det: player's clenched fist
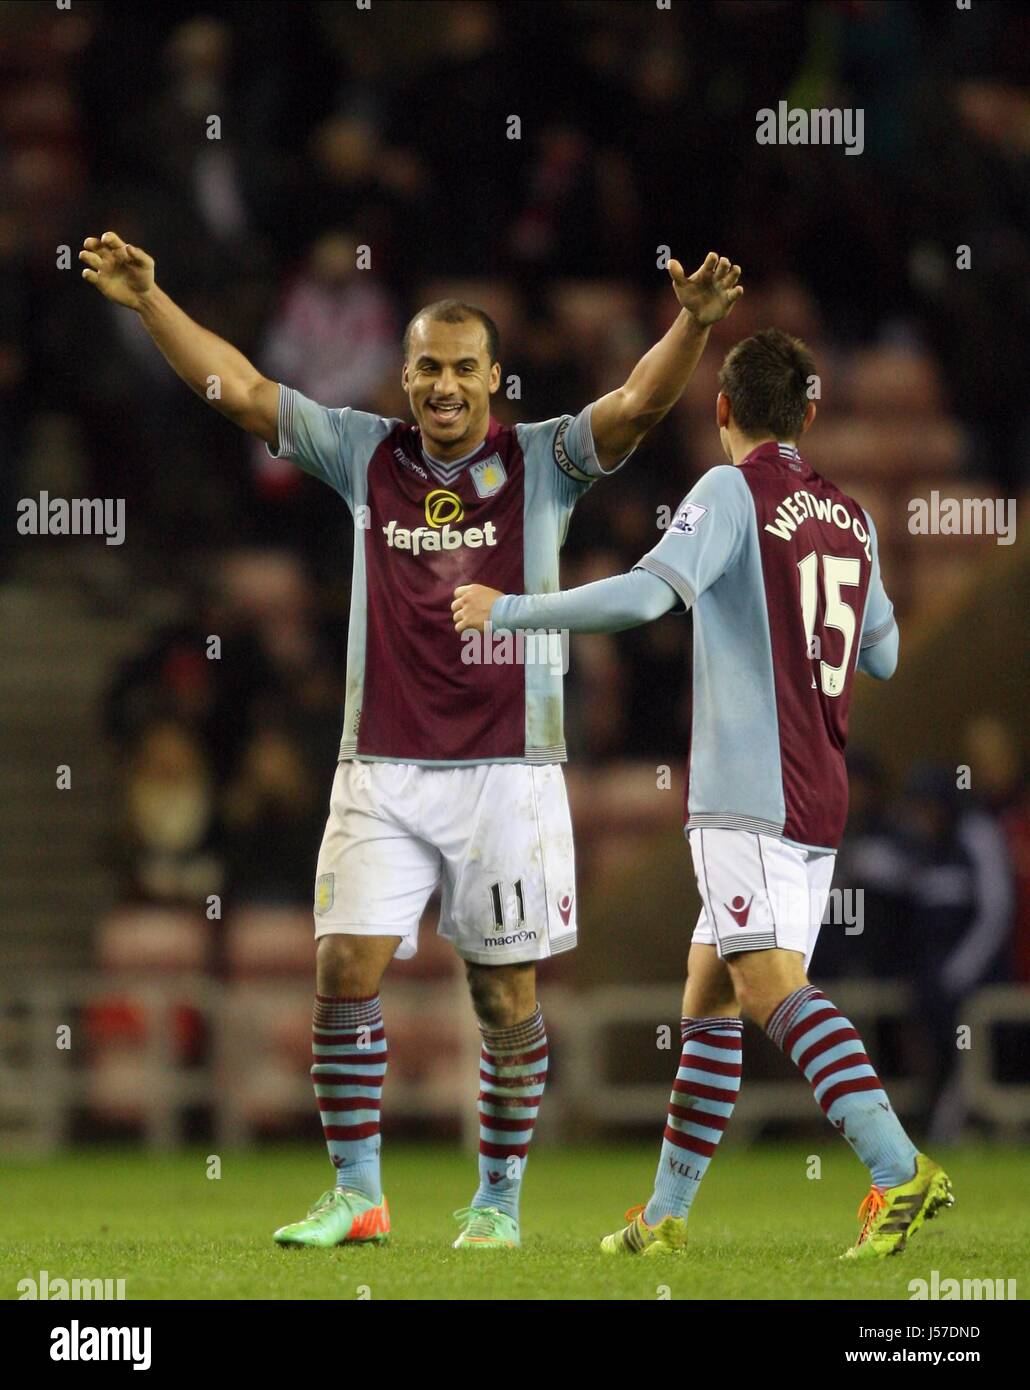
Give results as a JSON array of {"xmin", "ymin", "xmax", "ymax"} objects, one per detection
[
  {"xmin": 79, "ymin": 231, "xmax": 155, "ymax": 311},
  {"xmin": 452, "ymin": 584, "xmax": 503, "ymax": 633},
  {"xmin": 668, "ymin": 251, "xmax": 743, "ymax": 327}
]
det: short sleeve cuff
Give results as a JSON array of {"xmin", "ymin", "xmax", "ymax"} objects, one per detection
[
  {"xmin": 264, "ymin": 383, "xmax": 292, "ymax": 460},
  {"xmin": 634, "ymin": 556, "xmax": 694, "ymax": 612},
  {"xmin": 861, "ymin": 610, "xmax": 896, "ymax": 649},
  {"xmin": 559, "ymin": 402, "xmax": 637, "ymax": 482}
]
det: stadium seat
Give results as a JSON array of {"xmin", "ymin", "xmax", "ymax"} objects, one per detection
[
  {"xmin": 845, "ymin": 348, "xmax": 945, "ymax": 418},
  {"xmin": 416, "ymin": 279, "xmax": 524, "ymax": 349},
  {"xmin": 225, "ymin": 906, "xmax": 314, "ymax": 978},
  {"xmin": 549, "ymin": 281, "xmax": 642, "ymax": 354},
  {"xmin": 807, "ymin": 419, "xmax": 964, "ymax": 480},
  {"xmin": 95, "ymin": 905, "xmax": 209, "ymax": 972}
]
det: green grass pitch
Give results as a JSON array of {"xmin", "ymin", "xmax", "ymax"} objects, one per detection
[{"xmin": 1, "ymin": 1145, "xmax": 1026, "ymax": 1300}]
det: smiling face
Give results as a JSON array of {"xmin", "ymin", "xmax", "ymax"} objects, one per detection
[{"xmin": 402, "ymin": 316, "xmax": 500, "ymax": 460}]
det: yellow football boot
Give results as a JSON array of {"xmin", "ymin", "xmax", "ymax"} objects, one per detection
[
  {"xmin": 600, "ymin": 1204, "xmax": 688, "ymax": 1256},
  {"xmin": 843, "ymin": 1153, "xmax": 954, "ymax": 1259}
]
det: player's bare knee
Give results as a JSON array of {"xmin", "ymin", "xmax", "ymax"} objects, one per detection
[
  {"xmin": 316, "ymin": 934, "xmax": 388, "ymax": 997},
  {"xmin": 729, "ymin": 951, "xmax": 809, "ymax": 1027},
  {"xmin": 684, "ymin": 981, "xmax": 739, "ymax": 1018},
  {"xmin": 732, "ymin": 981, "xmax": 773, "ymax": 1026},
  {"xmin": 316, "ymin": 935, "xmax": 359, "ymax": 994},
  {"xmin": 683, "ymin": 944, "xmax": 738, "ymax": 1018},
  {"xmin": 465, "ymin": 961, "xmax": 535, "ymax": 1029}
]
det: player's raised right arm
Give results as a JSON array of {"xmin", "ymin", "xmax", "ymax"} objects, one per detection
[{"xmin": 79, "ymin": 231, "xmax": 279, "ymax": 445}]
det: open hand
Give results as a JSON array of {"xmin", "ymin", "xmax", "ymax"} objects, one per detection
[
  {"xmin": 79, "ymin": 231, "xmax": 155, "ymax": 311},
  {"xmin": 668, "ymin": 252, "xmax": 743, "ymax": 326}
]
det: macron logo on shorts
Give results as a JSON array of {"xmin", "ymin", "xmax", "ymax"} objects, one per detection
[
  {"xmin": 725, "ymin": 894, "xmax": 753, "ymax": 927},
  {"xmin": 557, "ymin": 893, "xmax": 573, "ymax": 926}
]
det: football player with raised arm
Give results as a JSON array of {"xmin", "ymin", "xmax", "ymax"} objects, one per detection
[
  {"xmin": 81, "ymin": 230, "xmax": 742, "ymax": 1250},
  {"xmin": 453, "ymin": 328, "xmax": 953, "ymax": 1259}
]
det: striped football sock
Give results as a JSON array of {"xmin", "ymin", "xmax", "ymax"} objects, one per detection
[
  {"xmin": 766, "ymin": 985, "xmax": 918, "ymax": 1189},
  {"xmin": 472, "ymin": 1006, "xmax": 549, "ymax": 1221},
  {"xmin": 310, "ymin": 993, "xmax": 387, "ymax": 1202},
  {"xmin": 644, "ymin": 1016, "xmax": 743, "ymax": 1224}
]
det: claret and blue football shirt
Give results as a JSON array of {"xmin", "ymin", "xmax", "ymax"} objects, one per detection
[
  {"xmin": 492, "ymin": 441, "xmax": 898, "ymax": 852},
  {"xmin": 267, "ymin": 385, "xmax": 629, "ymax": 766}
]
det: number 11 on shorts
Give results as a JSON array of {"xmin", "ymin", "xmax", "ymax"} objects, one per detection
[{"xmin": 490, "ymin": 879, "xmax": 526, "ymax": 930}]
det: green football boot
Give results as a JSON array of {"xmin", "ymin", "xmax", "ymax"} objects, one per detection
[
  {"xmin": 273, "ymin": 1188, "xmax": 390, "ymax": 1248},
  {"xmin": 452, "ymin": 1206, "xmax": 520, "ymax": 1249}
]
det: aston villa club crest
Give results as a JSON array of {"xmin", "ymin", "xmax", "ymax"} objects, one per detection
[
  {"xmin": 315, "ymin": 873, "xmax": 335, "ymax": 916},
  {"xmin": 469, "ymin": 455, "xmax": 507, "ymax": 498}
]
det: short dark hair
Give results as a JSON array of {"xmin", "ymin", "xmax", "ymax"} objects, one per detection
[
  {"xmin": 402, "ymin": 300, "xmax": 500, "ymax": 365},
  {"xmin": 717, "ymin": 328, "xmax": 816, "ymax": 441}
]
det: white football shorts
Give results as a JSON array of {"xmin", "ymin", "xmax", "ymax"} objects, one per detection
[
  {"xmin": 688, "ymin": 827, "xmax": 836, "ymax": 970},
  {"xmin": 312, "ymin": 760, "xmax": 578, "ymax": 965}
]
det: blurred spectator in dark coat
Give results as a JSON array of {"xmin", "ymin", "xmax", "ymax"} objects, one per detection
[
  {"xmin": 818, "ymin": 750, "xmax": 911, "ymax": 980},
  {"xmin": 223, "ymin": 725, "xmax": 323, "ymax": 906},
  {"xmin": 964, "ymin": 715, "xmax": 1030, "ymax": 987},
  {"xmin": 104, "ymin": 602, "xmax": 276, "ymax": 783},
  {"xmin": 898, "ymin": 763, "xmax": 1014, "ymax": 1143},
  {"xmin": 295, "ymin": 115, "xmax": 436, "ymax": 286},
  {"xmin": 253, "ymin": 229, "xmax": 398, "ymax": 495},
  {"xmin": 115, "ymin": 720, "xmax": 223, "ymax": 906}
]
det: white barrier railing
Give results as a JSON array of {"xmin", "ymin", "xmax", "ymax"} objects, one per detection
[{"xmin": 0, "ymin": 976, "xmax": 1026, "ymax": 1153}]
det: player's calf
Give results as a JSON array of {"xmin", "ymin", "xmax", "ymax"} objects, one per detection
[
  {"xmin": 460, "ymin": 1004, "xmax": 548, "ymax": 1236},
  {"xmin": 725, "ymin": 953, "xmax": 946, "ymax": 1257},
  {"xmin": 600, "ymin": 1012, "xmax": 742, "ymax": 1252},
  {"xmin": 760, "ymin": 982, "xmax": 920, "ymax": 1193}
]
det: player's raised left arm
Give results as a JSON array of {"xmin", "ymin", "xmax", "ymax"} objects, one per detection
[{"xmin": 588, "ymin": 252, "xmax": 743, "ymax": 472}]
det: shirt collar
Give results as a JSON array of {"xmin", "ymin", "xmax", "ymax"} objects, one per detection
[
  {"xmin": 419, "ymin": 417, "xmax": 502, "ymax": 472},
  {"xmin": 740, "ymin": 439, "xmax": 807, "ymax": 471}
]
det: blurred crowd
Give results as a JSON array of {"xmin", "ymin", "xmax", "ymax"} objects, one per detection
[
  {"xmin": 3, "ymin": 0, "xmax": 1028, "ymax": 562},
  {"xmin": 102, "ymin": 552, "xmax": 343, "ymax": 911},
  {"xmin": 828, "ymin": 724, "xmax": 1029, "ymax": 1139},
  {"xmin": 2, "ymin": 0, "xmax": 1028, "ymax": 1107}
]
